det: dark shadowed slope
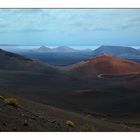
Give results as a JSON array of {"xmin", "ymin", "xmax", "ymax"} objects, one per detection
[
  {"xmin": 0, "ymin": 49, "xmax": 58, "ymax": 74},
  {"xmin": 0, "ymin": 91, "xmax": 139, "ymax": 132},
  {"xmin": 65, "ymin": 54, "xmax": 140, "ymax": 78}
]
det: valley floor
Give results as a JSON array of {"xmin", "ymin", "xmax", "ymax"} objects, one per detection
[{"xmin": 0, "ymin": 70, "xmax": 140, "ymax": 131}]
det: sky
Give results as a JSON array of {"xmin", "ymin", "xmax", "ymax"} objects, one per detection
[{"xmin": 0, "ymin": 9, "xmax": 140, "ymax": 49}]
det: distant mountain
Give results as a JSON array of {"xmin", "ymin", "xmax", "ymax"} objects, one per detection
[
  {"xmin": 65, "ymin": 54, "xmax": 140, "ymax": 78},
  {"xmin": 83, "ymin": 48, "xmax": 93, "ymax": 52},
  {"xmin": 92, "ymin": 45, "xmax": 140, "ymax": 59},
  {"xmin": 52, "ymin": 46, "xmax": 76, "ymax": 52},
  {"xmin": 37, "ymin": 46, "xmax": 52, "ymax": 52},
  {"xmin": 0, "ymin": 49, "xmax": 58, "ymax": 73},
  {"xmin": 36, "ymin": 46, "xmax": 76, "ymax": 53}
]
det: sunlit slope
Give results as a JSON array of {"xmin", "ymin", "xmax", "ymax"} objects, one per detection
[{"xmin": 65, "ymin": 54, "xmax": 140, "ymax": 78}]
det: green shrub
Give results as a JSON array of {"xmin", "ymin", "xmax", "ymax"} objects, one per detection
[
  {"xmin": 80, "ymin": 124, "xmax": 96, "ymax": 132},
  {"xmin": 4, "ymin": 98, "xmax": 18, "ymax": 107}
]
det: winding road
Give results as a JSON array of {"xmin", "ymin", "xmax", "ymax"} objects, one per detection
[{"xmin": 97, "ymin": 72, "xmax": 140, "ymax": 79}]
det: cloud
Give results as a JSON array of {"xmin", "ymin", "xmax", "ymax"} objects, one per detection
[
  {"xmin": 22, "ymin": 28, "xmax": 47, "ymax": 32},
  {"xmin": 0, "ymin": 9, "xmax": 140, "ymax": 33},
  {"xmin": 91, "ymin": 27, "xmax": 112, "ymax": 31}
]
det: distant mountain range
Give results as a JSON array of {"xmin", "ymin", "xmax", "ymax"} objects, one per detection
[
  {"xmin": 36, "ymin": 45, "xmax": 140, "ymax": 61},
  {"xmin": 33, "ymin": 45, "xmax": 140, "ymax": 59},
  {"xmin": 36, "ymin": 46, "xmax": 92, "ymax": 53},
  {"xmin": 1, "ymin": 45, "xmax": 140, "ymax": 66},
  {"xmin": 9, "ymin": 45, "xmax": 140, "ymax": 66},
  {"xmin": 36, "ymin": 46, "xmax": 76, "ymax": 53}
]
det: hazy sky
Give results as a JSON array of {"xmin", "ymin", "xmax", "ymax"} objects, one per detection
[{"xmin": 0, "ymin": 9, "xmax": 140, "ymax": 49}]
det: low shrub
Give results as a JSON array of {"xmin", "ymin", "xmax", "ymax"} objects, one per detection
[
  {"xmin": 86, "ymin": 114, "xmax": 92, "ymax": 118},
  {"xmin": 80, "ymin": 124, "xmax": 96, "ymax": 132},
  {"xmin": 0, "ymin": 95, "xmax": 4, "ymax": 100},
  {"xmin": 66, "ymin": 120, "xmax": 75, "ymax": 127},
  {"xmin": 4, "ymin": 98, "xmax": 18, "ymax": 107}
]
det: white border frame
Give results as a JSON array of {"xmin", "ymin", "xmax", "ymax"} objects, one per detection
[
  {"xmin": 0, "ymin": 0, "xmax": 139, "ymax": 8},
  {"xmin": 0, "ymin": 0, "xmax": 140, "ymax": 139}
]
